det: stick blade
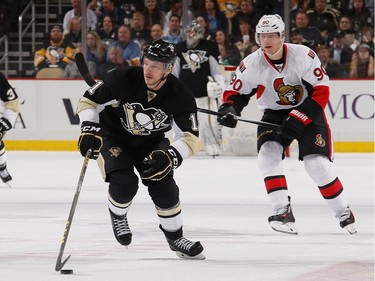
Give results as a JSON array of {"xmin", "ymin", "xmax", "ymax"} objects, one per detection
[
  {"xmin": 55, "ymin": 254, "xmax": 71, "ymax": 271},
  {"xmin": 75, "ymin": 53, "xmax": 96, "ymax": 86}
]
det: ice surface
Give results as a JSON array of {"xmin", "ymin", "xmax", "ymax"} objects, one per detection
[{"xmin": 0, "ymin": 152, "xmax": 373, "ymax": 281}]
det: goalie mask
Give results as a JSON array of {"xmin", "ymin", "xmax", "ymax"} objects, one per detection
[
  {"xmin": 184, "ymin": 21, "xmax": 204, "ymax": 49},
  {"xmin": 255, "ymin": 14, "xmax": 285, "ymax": 46},
  {"xmin": 141, "ymin": 39, "xmax": 177, "ymax": 69}
]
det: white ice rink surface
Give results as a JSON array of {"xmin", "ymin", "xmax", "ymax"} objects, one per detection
[{"xmin": 0, "ymin": 151, "xmax": 373, "ymax": 281}]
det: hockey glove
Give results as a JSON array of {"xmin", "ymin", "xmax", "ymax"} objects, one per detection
[
  {"xmin": 217, "ymin": 103, "xmax": 238, "ymax": 128},
  {"xmin": 278, "ymin": 109, "xmax": 312, "ymax": 140},
  {"xmin": 141, "ymin": 147, "xmax": 182, "ymax": 181},
  {"xmin": 78, "ymin": 121, "xmax": 103, "ymax": 159},
  {"xmin": 0, "ymin": 117, "xmax": 12, "ymax": 140},
  {"xmin": 207, "ymin": 77, "xmax": 223, "ymax": 98}
]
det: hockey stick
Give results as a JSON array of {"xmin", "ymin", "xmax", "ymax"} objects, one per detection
[
  {"xmin": 197, "ymin": 107, "xmax": 279, "ymax": 129},
  {"xmin": 55, "ymin": 149, "xmax": 92, "ymax": 272},
  {"xmin": 75, "ymin": 52, "xmax": 96, "ymax": 87}
]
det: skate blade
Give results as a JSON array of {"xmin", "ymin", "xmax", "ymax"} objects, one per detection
[
  {"xmin": 344, "ymin": 224, "xmax": 357, "ymax": 235},
  {"xmin": 269, "ymin": 221, "xmax": 298, "ymax": 235},
  {"xmin": 175, "ymin": 251, "xmax": 206, "ymax": 260}
]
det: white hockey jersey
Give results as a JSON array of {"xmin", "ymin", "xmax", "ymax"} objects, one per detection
[{"xmin": 223, "ymin": 43, "xmax": 330, "ymax": 113}]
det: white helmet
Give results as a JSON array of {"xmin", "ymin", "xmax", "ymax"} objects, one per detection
[{"xmin": 255, "ymin": 14, "xmax": 285, "ymax": 46}]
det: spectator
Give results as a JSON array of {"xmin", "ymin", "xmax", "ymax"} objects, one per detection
[
  {"xmin": 106, "ymin": 25, "xmax": 141, "ymax": 66},
  {"xmin": 215, "ymin": 29, "xmax": 242, "ymax": 65},
  {"xmin": 146, "ymin": 23, "xmax": 163, "ymax": 46},
  {"xmin": 289, "ymin": 0, "xmax": 300, "ymax": 28},
  {"xmin": 360, "ymin": 26, "xmax": 374, "ymax": 55},
  {"xmin": 63, "ymin": 0, "xmax": 97, "ymax": 35},
  {"xmin": 64, "ymin": 46, "xmax": 97, "ymax": 78},
  {"xmin": 317, "ymin": 44, "xmax": 345, "ymax": 78},
  {"xmin": 143, "ymin": 0, "xmax": 165, "ymax": 31},
  {"xmin": 63, "ymin": 16, "xmax": 82, "ymax": 47},
  {"xmin": 332, "ymin": 15, "xmax": 361, "ymax": 51},
  {"xmin": 327, "ymin": 0, "xmax": 350, "ymax": 15},
  {"xmin": 350, "ymin": 43, "xmax": 374, "ymax": 78},
  {"xmin": 195, "ymin": 15, "xmax": 212, "ymax": 41},
  {"xmin": 34, "ymin": 25, "xmax": 75, "ymax": 74},
  {"xmin": 231, "ymin": 16, "xmax": 256, "ymax": 58},
  {"xmin": 349, "ymin": 0, "xmax": 374, "ymax": 33},
  {"xmin": 330, "ymin": 30, "xmax": 354, "ymax": 75},
  {"xmin": 217, "ymin": 0, "xmax": 240, "ymax": 21},
  {"xmin": 130, "ymin": 11, "xmax": 151, "ymax": 48},
  {"xmin": 306, "ymin": 0, "xmax": 341, "ymax": 42},
  {"xmin": 163, "ymin": 0, "xmax": 194, "ymax": 33},
  {"xmin": 96, "ymin": 0, "xmax": 125, "ymax": 29},
  {"xmin": 290, "ymin": 27, "xmax": 313, "ymax": 49},
  {"xmin": 87, "ymin": 30, "xmax": 107, "ymax": 77},
  {"xmin": 117, "ymin": 0, "xmax": 144, "ymax": 26},
  {"xmin": 162, "ymin": 14, "xmax": 185, "ymax": 45},
  {"xmin": 295, "ymin": 10, "xmax": 324, "ymax": 49},
  {"xmin": 231, "ymin": 0, "xmax": 260, "ymax": 37},
  {"xmin": 104, "ymin": 45, "xmax": 126, "ymax": 72},
  {"xmin": 97, "ymin": 15, "xmax": 118, "ymax": 48},
  {"xmin": 197, "ymin": 0, "xmax": 228, "ymax": 38}
]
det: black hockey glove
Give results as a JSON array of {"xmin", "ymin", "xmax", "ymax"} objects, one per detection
[
  {"xmin": 278, "ymin": 109, "xmax": 312, "ymax": 140},
  {"xmin": 0, "ymin": 117, "xmax": 12, "ymax": 140},
  {"xmin": 141, "ymin": 147, "xmax": 182, "ymax": 181},
  {"xmin": 78, "ymin": 121, "xmax": 103, "ymax": 159},
  {"xmin": 217, "ymin": 103, "xmax": 238, "ymax": 128}
]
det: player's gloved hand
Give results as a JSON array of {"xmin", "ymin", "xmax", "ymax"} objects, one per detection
[
  {"xmin": 78, "ymin": 121, "xmax": 103, "ymax": 159},
  {"xmin": 0, "ymin": 117, "xmax": 12, "ymax": 140},
  {"xmin": 141, "ymin": 147, "xmax": 182, "ymax": 181},
  {"xmin": 217, "ymin": 103, "xmax": 238, "ymax": 128},
  {"xmin": 278, "ymin": 109, "xmax": 312, "ymax": 140},
  {"xmin": 207, "ymin": 76, "xmax": 222, "ymax": 98}
]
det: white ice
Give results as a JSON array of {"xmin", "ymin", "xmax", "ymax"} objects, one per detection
[{"xmin": 0, "ymin": 151, "xmax": 373, "ymax": 281}]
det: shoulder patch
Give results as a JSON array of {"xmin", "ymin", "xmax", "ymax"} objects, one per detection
[
  {"xmin": 308, "ymin": 49, "xmax": 315, "ymax": 59},
  {"xmin": 239, "ymin": 61, "xmax": 246, "ymax": 72}
]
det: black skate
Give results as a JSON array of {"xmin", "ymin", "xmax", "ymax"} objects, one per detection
[
  {"xmin": 109, "ymin": 209, "xmax": 132, "ymax": 246},
  {"xmin": 167, "ymin": 237, "xmax": 205, "ymax": 260},
  {"xmin": 0, "ymin": 165, "xmax": 12, "ymax": 186},
  {"xmin": 268, "ymin": 197, "xmax": 298, "ymax": 235},
  {"xmin": 338, "ymin": 207, "xmax": 357, "ymax": 234}
]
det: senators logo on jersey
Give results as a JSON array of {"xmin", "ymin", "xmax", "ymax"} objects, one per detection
[
  {"xmin": 120, "ymin": 103, "xmax": 169, "ymax": 136},
  {"xmin": 273, "ymin": 78, "xmax": 303, "ymax": 106}
]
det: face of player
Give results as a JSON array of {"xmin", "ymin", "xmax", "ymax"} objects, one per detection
[
  {"xmin": 259, "ymin": 32, "xmax": 283, "ymax": 57},
  {"xmin": 142, "ymin": 57, "xmax": 171, "ymax": 90}
]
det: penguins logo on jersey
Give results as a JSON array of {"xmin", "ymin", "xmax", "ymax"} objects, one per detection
[
  {"xmin": 182, "ymin": 50, "xmax": 208, "ymax": 73},
  {"xmin": 120, "ymin": 102, "xmax": 169, "ymax": 136},
  {"xmin": 273, "ymin": 78, "xmax": 303, "ymax": 105}
]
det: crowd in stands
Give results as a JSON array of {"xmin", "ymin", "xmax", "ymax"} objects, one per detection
[{"xmin": 32, "ymin": 0, "xmax": 374, "ymax": 79}]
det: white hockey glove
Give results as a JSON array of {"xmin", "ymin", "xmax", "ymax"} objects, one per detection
[{"xmin": 207, "ymin": 76, "xmax": 223, "ymax": 98}]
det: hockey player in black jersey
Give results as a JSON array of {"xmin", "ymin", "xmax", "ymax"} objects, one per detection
[
  {"xmin": 0, "ymin": 72, "xmax": 20, "ymax": 185},
  {"xmin": 77, "ymin": 39, "xmax": 205, "ymax": 259},
  {"xmin": 172, "ymin": 21, "xmax": 226, "ymax": 156}
]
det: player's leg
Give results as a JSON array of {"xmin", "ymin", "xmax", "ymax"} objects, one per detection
[
  {"xmin": 0, "ymin": 141, "xmax": 12, "ymax": 183},
  {"xmin": 99, "ymin": 139, "xmax": 139, "ymax": 246},
  {"xmin": 257, "ymin": 111, "xmax": 297, "ymax": 234},
  {"xmin": 145, "ymin": 175, "xmax": 205, "ymax": 259},
  {"xmin": 300, "ymin": 115, "xmax": 356, "ymax": 234}
]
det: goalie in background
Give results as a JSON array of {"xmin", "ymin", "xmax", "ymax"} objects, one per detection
[
  {"xmin": 76, "ymin": 39, "xmax": 205, "ymax": 259},
  {"xmin": 0, "ymin": 72, "xmax": 20, "ymax": 184},
  {"xmin": 217, "ymin": 15, "xmax": 356, "ymax": 235},
  {"xmin": 172, "ymin": 20, "xmax": 226, "ymax": 157}
]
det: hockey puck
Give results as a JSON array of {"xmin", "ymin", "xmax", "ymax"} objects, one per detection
[{"xmin": 60, "ymin": 269, "xmax": 73, "ymax": 275}]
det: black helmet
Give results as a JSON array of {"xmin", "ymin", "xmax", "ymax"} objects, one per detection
[{"xmin": 141, "ymin": 39, "xmax": 177, "ymax": 64}]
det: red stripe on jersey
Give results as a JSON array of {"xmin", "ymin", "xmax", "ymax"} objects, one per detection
[
  {"xmin": 308, "ymin": 49, "xmax": 316, "ymax": 59},
  {"xmin": 319, "ymin": 177, "xmax": 343, "ymax": 199},
  {"xmin": 223, "ymin": 90, "xmax": 239, "ymax": 103},
  {"xmin": 312, "ymin": 85, "xmax": 330, "ymax": 109},
  {"xmin": 256, "ymin": 85, "xmax": 265, "ymax": 99},
  {"xmin": 265, "ymin": 175, "xmax": 288, "ymax": 194}
]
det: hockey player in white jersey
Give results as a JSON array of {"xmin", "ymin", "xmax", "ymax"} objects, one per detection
[
  {"xmin": 172, "ymin": 21, "xmax": 226, "ymax": 156},
  {"xmin": 0, "ymin": 72, "xmax": 19, "ymax": 186},
  {"xmin": 217, "ymin": 14, "xmax": 356, "ymax": 235}
]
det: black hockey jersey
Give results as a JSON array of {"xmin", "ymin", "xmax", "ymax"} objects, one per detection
[{"xmin": 78, "ymin": 67, "xmax": 199, "ymax": 157}]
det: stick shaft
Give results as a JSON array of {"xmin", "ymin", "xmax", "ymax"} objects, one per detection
[{"xmin": 55, "ymin": 149, "xmax": 92, "ymax": 271}]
